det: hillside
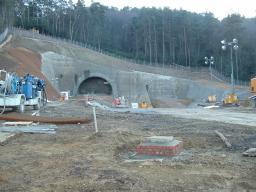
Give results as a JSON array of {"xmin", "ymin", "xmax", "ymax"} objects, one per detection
[{"xmin": 0, "ymin": 29, "xmax": 248, "ymax": 106}]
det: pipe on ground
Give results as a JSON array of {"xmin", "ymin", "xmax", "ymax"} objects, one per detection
[{"xmin": 0, "ymin": 114, "xmax": 91, "ymax": 125}]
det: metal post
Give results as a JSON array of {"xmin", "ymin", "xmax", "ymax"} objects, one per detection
[
  {"xmin": 235, "ymin": 50, "xmax": 238, "ymax": 81},
  {"xmin": 230, "ymin": 45, "xmax": 234, "ymax": 94},
  {"xmin": 93, "ymin": 107, "xmax": 98, "ymax": 133},
  {"xmin": 221, "ymin": 39, "xmax": 238, "ymax": 94},
  {"xmin": 204, "ymin": 56, "xmax": 214, "ymax": 81},
  {"xmin": 210, "ymin": 62, "xmax": 212, "ymax": 80}
]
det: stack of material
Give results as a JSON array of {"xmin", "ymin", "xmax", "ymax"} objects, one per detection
[
  {"xmin": 136, "ymin": 136, "xmax": 183, "ymax": 156},
  {"xmin": 1, "ymin": 121, "xmax": 57, "ymax": 134}
]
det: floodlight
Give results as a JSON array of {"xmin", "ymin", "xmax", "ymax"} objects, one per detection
[
  {"xmin": 233, "ymin": 44, "xmax": 239, "ymax": 50},
  {"xmin": 221, "ymin": 40, "xmax": 226, "ymax": 44},
  {"xmin": 233, "ymin": 38, "xmax": 238, "ymax": 44}
]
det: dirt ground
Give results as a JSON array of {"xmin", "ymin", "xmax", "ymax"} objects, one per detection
[
  {"xmin": 0, "ymin": 99, "xmax": 256, "ymax": 192},
  {"xmin": 7, "ymin": 47, "xmax": 60, "ymax": 100},
  {"xmin": 0, "ymin": 45, "xmax": 59, "ymax": 100}
]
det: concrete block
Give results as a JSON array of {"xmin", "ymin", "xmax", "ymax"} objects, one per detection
[
  {"xmin": 136, "ymin": 136, "xmax": 183, "ymax": 156},
  {"xmin": 144, "ymin": 136, "xmax": 174, "ymax": 144}
]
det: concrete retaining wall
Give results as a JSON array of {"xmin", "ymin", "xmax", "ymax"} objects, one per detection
[
  {"xmin": 115, "ymin": 71, "xmax": 248, "ymax": 106},
  {"xmin": 40, "ymin": 50, "xmax": 249, "ymax": 107}
]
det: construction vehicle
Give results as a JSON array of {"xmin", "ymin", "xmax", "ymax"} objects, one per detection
[
  {"xmin": 0, "ymin": 70, "xmax": 46, "ymax": 113},
  {"xmin": 222, "ymin": 77, "xmax": 256, "ymax": 107},
  {"xmin": 249, "ymin": 77, "xmax": 256, "ymax": 107},
  {"xmin": 207, "ymin": 95, "xmax": 217, "ymax": 103},
  {"xmin": 223, "ymin": 93, "xmax": 239, "ymax": 106}
]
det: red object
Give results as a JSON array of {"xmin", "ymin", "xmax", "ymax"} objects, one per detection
[
  {"xmin": 112, "ymin": 98, "xmax": 121, "ymax": 105},
  {"xmin": 136, "ymin": 142, "xmax": 183, "ymax": 156}
]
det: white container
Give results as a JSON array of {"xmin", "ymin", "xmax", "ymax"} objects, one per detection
[
  {"xmin": 60, "ymin": 91, "xmax": 69, "ymax": 100},
  {"xmin": 131, "ymin": 103, "xmax": 138, "ymax": 109}
]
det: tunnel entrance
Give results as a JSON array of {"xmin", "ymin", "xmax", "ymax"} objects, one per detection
[{"xmin": 78, "ymin": 77, "xmax": 112, "ymax": 95}]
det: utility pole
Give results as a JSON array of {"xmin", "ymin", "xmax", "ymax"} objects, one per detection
[
  {"xmin": 204, "ymin": 56, "xmax": 214, "ymax": 80},
  {"xmin": 221, "ymin": 38, "xmax": 239, "ymax": 94}
]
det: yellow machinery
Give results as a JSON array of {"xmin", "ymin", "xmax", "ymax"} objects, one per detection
[
  {"xmin": 223, "ymin": 77, "xmax": 256, "ymax": 106},
  {"xmin": 249, "ymin": 77, "xmax": 256, "ymax": 107},
  {"xmin": 250, "ymin": 77, "xmax": 256, "ymax": 93},
  {"xmin": 207, "ymin": 95, "xmax": 217, "ymax": 103},
  {"xmin": 223, "ymin": 93, "xmax": 239, "ymax": 105},
  {"xmin": 139, "ymin": 101, "xmax": 151, "ymax": 109}
]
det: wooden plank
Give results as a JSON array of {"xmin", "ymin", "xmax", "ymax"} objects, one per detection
[
  {"xmin": 2, "ymin": 121, "xmax": 33, "ymax": 126},
  {"xmin": 243, "ymin": 148, "xmax": 256, "ymax": 157},
  {"xmin": 215, "ymin": 130, "xmax": 232, "ymax": 148},
  {"xmin": 0, "ymin": 125, "xmax": 57, "ymax": 134},
  {"xmin": 124, "ymin": 159, "xmax": 163, "ymax": 163}
]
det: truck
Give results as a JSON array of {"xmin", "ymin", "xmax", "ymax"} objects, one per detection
[{"xmin": 0, "ymin": 70, "xmax": 46, "ymax": 113}]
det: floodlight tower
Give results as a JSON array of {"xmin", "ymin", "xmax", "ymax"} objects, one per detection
[
  {"xmin": 204, "ymin": 56, "xmax": 214, "ymax": 80},
  {"xmin": 221, "ymin": 38, "xmax": 239, "ymax": 93}
]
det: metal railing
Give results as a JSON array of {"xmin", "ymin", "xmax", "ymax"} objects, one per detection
[{"xmin": 211, "ymin": 68, "xmax": 248, "ymax": 87}]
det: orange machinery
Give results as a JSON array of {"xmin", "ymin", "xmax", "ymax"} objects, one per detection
[
  {"xmin": 250, "ymin": 77, "xmax": 256, "ymax": 93},
  {"xmin": 249, "ymin": 77, "xmax": 256, "ymax": 107}
]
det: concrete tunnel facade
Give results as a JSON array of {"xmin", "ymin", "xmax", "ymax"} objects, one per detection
[
  {"xmin": 74, "ymin": 72, "xmax": 118, "ymax": 97},
  {"xmin": 41, "ymin": 52, "xmax": 249, "ymax": 106},
  {"xmin": 78, "ymin": 77, "xmax": 112, "ymax": 95}
]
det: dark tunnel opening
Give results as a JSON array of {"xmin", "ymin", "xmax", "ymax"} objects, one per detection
[{"xmin": 78, "ymin": 77, "xmax": 112, "ymax": 95}]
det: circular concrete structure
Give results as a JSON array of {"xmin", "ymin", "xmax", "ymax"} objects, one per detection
[
  {"xmin": 75, "ymin": 73, "xmax": 117, "ymax": 97},
  {"xmin": 78, "ymin": 77, "xmax": 112, "ymax": 95}
]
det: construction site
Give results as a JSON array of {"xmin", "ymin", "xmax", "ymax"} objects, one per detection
[{"xmin": 0, "ymin": 28, "xmax": 256, "ymax": 192}]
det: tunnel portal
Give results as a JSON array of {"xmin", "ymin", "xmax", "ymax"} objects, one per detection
[{"xmin": 78, "ymin": 77, "xmax": 112, "ymax": 95}]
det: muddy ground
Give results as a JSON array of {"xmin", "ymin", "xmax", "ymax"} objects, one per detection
[{"xmin": 0, "ymin": 99, "xmax": 256, "ymax": 192}]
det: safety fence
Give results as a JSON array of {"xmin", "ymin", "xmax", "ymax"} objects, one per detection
[{"xmin": 211, "ymin": 68, "xmax": 248, "ymax": 87}]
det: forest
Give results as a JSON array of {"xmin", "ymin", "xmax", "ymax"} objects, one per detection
[{"xmin": 0, "ymin": 0, "xmax": 256, "ymax": 81}]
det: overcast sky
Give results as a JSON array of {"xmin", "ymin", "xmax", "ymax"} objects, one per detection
[{"xmin": 73, "ymin": 0, "xmax": 256, "ymax": 20}]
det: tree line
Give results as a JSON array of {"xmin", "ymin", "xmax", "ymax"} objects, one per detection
[{"xmin": 0, "ymin": 0, "xmax": 256, "ymax": 81}]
